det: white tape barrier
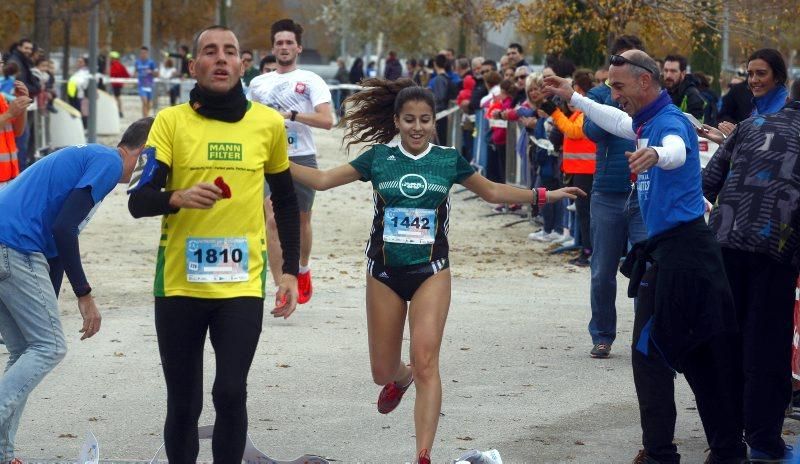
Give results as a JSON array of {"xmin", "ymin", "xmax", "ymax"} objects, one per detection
[{"xmin": 150, "ymin": 425, "xmax": 329, "ymax": 464}]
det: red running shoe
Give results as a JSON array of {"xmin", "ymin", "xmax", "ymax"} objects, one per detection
[
  {"xmin": 297, "ymin": 270, "xmax": 312, "ymax": 304},
  {"xmin": 377, "ymin": 376, "xmax": 413, "ymax": 414},
  {"xmin": 417, "ymin": 449, "xmax": 431, "ymax": 464}
]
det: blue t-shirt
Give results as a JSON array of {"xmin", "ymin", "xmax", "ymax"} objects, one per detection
[
  {"xmin": 635, "ymin": 104, "xmax": 705, "ymax": 237},
  {"xmin": 0, "ymin": 144, "xmax": 122, "ymax": 258},
  {"xmin": 135, "ymin": 59, "xmax": 156, "ymax": 88}
]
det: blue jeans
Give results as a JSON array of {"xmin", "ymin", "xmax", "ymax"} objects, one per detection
[
  {"xmin": 0, "ymin": 244, "xmax": 67, "ymax": 459},
  {"xmin": 588, "ymin": 191, "xmax": 647, "ymax": 345}
]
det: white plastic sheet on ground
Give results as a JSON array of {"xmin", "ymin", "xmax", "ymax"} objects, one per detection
[
  {"xmin": 453, "ymin": 448, "xmax": 503, "ymax": 464},
  {"xmin": 149, "ymin": 425, "xmax": 329, "ymax": 464},
  {"xmin": 78, "ymin": 430, "xmax": 99, "ymax": 464}
]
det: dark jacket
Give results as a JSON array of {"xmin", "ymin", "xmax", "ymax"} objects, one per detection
[
  {"xmin": 583, "ymin": 83, "xmax": 635, "ymax": 193},
  {"xmin": 431, "ymin": 72, "xmax": 450, "ymax": 112},
  {"xmin": 467, "ymin": 78, "xmax": 488, "ymax": 114},
  {"xmin": 718, "ymin": 81, "xmax": 753, "ymax": 124},
  {"xmin": 348, "ymin": 62, "xmax": 364, "ymax": 85},
  {"xmin": 384, "ymin": 57, "xmax": 402, "ymax": 81},
  {"xmin": 7, "ymin": 49, "xmax": 40, "ymax": 96},
  {"xmin": 699, "ymin": 88, "xmax": 719, "ymax": 127},
  {"xmin": 621, "ymin": 218, "xmax": 737, "ymax": 372},
  {"xmin": 667, "ymin": 73, "xmax": 705, "ymax": 120},
  {"xmin": 703, "ymin": 101, "xmax": 800, "ymax": 268}
]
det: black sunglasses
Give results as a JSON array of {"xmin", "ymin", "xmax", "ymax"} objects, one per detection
[{"xmin": 609, "ymin": 55, "xmax": 656, "ymax": 75}]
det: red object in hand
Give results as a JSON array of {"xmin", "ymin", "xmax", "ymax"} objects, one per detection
[{"xmin": 214, "ymin": 176, "xmax": 232, "ymax": 199}]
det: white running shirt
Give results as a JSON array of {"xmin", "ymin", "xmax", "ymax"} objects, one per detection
[{"xmin": 247, "ymin": 69, "xmax": 331, "ymax": 158}]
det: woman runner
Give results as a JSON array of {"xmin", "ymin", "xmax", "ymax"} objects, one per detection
[{"xmin": 289, "ymin": 78, "xmax": 583, "ymax": 463}]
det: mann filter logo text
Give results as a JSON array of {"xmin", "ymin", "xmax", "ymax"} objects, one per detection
[
  {"xmin": 399, "ymin": 174, "xmax": 428, "ymax": 199},
  {"xmin": 208, "ymin": 143, "xmax": 243, "ymax": 161}
]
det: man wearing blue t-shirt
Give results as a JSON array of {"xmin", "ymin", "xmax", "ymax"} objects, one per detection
[
  {"xmin": 0, "ymin": 118, "xmax": 152, "ymax": 461},
  {"xmin": 134, "ymin": 46, "xmax": 158, "ymax": 117},
  {"xmin": 545, "ymin": 50, "xmax": 744, "ymax": 463}
]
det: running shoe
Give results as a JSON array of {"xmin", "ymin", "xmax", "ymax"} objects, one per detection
[
  {"xmin": 590, "ymin": 343, "xmax": 612, "ymax": 358},
  {"xmin": 297, "ymin": 270, "xmax": 312, "ymax": 304},
  {"xmin": 527, "ymin": 230, "xmax": 547, "ymax": 241},
  {"xmin": 417, "ymin": 449, "xmax": 431, "ymax": 464},
  {"xmin": 378, "ymin": 377, "xmax": 413, "ymax": 414},
  {"xmin": 569, "ymin": 253, "xmax": 591, "ymax": 267},
  {"xmin": 632, "ymin": 450, "xmax": 661, "ymax": 464}
]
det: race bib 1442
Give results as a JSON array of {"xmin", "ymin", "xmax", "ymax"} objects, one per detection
[{"xmin": 383, "ymin": 207, "xmax": 436, "ymax": 244}]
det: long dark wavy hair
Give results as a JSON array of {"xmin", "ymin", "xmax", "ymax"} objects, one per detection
[{"xmin": 341, "ymin": 78, "xmax": 435, "ymax": 153}]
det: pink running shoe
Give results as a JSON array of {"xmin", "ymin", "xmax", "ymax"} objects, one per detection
[
  {"xmin": 377, "ymin": 377, "xmax": 413, "ymax": 414},
  {"xmin": 297, "ymin": 270, "xmax": 312, "ymax": 304},
  {"xmin": 417, "ymin": 449, "xmax": 431, "ymax": 464}
]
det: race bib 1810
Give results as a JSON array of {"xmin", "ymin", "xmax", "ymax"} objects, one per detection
[{"xmin": 185, "ymin": 237, "xmax": 249, "ymax": 282}]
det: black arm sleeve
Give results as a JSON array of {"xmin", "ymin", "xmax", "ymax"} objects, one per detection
[
  {"xmin": 266, "ymin": 169, "xmax": 300, "ymax": 276},
  {"xmin": 128, "ymin": 161, "xmax": 179, "ymax": 218},
  {"xmin": 51, "ymin": 187, "xmax": 95, "ymax": 297}
]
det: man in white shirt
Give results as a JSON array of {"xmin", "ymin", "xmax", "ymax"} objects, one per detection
[{"xmin": 248, "ymin": 19, "xmax": 333, "ymax": 304}]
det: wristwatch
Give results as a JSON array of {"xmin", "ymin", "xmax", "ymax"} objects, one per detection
[{"xmin": 290, "ymin": 110, "xmax": 298, "ymax": 121}]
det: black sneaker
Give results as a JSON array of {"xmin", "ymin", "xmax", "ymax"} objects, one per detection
[
  {"xmin": 569, "ymin": 253, "xmax": 591, "ymax": 267},
  {"xmin": 632, "ymin": 450, "xmax": 661, "ymax": 464},
  {"xmin": 590, "ymin": 343, "xmax": 611, "ymax": 358}
]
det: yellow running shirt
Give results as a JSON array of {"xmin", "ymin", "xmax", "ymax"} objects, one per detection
[{"xmin": 146, "ymin": 102, "xmax": 289, "ymax": 298}]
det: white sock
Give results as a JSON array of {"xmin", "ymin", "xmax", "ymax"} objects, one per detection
[{"xmin": 299, "ymin": 265, "xmax": 310, "ymax": 274}]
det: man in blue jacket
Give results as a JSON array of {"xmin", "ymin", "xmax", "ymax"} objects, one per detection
[
  {"xmin": 0, "ymin": 117, "xmax": 153, "ymax": 461},
  {"xmin": 545, "ymin": 50, "xmax": 743, "ymax": 463},
  {"xmin": 583, "ymin": 35, "xmax": 648, "ymax": 360}
]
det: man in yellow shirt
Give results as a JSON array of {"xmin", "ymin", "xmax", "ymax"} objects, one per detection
[{"xmin": 128, "ymin": 25, "xmax": 300, "ymax": 461}]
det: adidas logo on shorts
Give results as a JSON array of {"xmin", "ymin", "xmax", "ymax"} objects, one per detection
[{"xmin": 378, "ymin": 271, "xmax": 389, "ymax": 279}]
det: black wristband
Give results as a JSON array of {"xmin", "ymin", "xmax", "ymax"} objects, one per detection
[
  {"xmin": 75, "ymin": 285, "xmax": 92, "ymax": 298},
  {"xmin": 290, "ymin": 110, "xmax": 298, "ymax": 121}
]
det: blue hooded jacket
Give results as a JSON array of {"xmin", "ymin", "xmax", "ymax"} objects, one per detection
[{"xmin": 583, "ymin": 84, "xmax": 635, "ymax": 193}]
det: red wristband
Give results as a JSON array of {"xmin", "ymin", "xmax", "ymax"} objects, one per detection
[{"xmin": 537, "ymin": 188, "xmax": 547, "ymax": 209}]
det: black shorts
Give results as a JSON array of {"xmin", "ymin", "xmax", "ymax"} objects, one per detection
[
  {"xmin": 368, "ymin": 258, "xmax": 449, "ymax": 301},
  {"xmin": 112, "ymin": 86, "xmax": 122, "ymax": 97}
]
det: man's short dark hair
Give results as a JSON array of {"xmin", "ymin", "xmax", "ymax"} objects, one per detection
[
  {"xmin": 610, "ymin": 35, "xmax": 644, "ymax": 55},
  {"xmin": 119, "ymin": 117, "xmax": 154, "ymax": 149},
  {"xmin": 17, "ymin": 38, "xmax": 32, "ymax": 48},
  {"xmin": 140, "ymin": 46, "xmax": 149, "ymax": 51},
  {"xmin": 508, "ymin": 43, "xmax": 524, "ymax": 54},
  {"xmin": 664, "ymin": 54, "xmax": 688, "ymax": 72},
  {"xmin": 482, "ymin": 59, "xmax": 497, "ymax": 71},
  {"xmin": 259, "ymin": 54, "xmax": 277, "ymax": 71},
  {"xmin": 748, "ymin": 48, "xmax": 788, "ymax": 86},
  {"xmin": 271, "ymin": 18, "xmax": 303, "ymax": 46},
  {"xmin": 192, "ymin": 25, "xmax": 234, "ymax": 57},
  {"xmin": 241, "ymin": 50, "xmax": 253, "ymax": 58},
  {"xmin": 434, "ymin": 53, "xmax": 449, "ymax": 70}
]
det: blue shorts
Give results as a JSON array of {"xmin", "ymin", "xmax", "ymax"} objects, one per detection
[{"xmin": 138, "ymin": 86, "xmax": 153, "ymax": 100}]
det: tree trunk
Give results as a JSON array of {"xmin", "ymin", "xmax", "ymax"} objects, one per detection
[{"xmin": 34, "ymin": 0, "xmax": 52, "ymax": 57}]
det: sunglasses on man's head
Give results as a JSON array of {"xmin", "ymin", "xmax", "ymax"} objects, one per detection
[{"xmin": 609, "ymin": 54, "xmax": 656, "ymax": 75}]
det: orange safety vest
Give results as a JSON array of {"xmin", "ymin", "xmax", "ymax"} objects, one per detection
[
  {"xmin": 552, "ymin": 110, "xmax": 596, "ymax": 175},
  {"xmin": 0, "ymin": 94, "xmax": 20, "ymax": 182}
]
